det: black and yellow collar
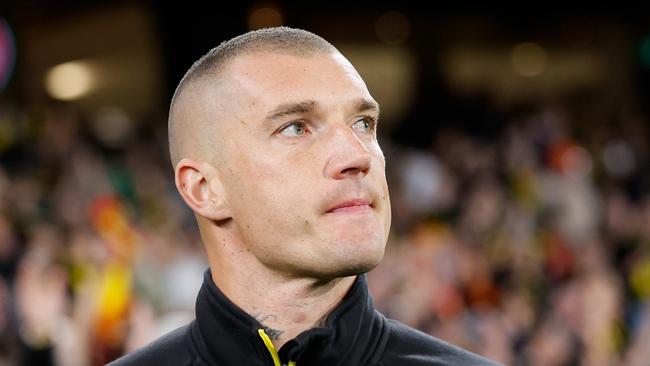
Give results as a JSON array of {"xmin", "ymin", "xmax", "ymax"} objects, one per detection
[{"xmin": 191, "ymin": 269, "xmax": 389, "ymax": 366}]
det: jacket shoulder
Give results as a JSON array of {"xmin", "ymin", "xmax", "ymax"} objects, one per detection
[
  {"xmin": 378, "ymin": 319, "xmax": 502, "ymax": 366},
  {"xmin": 106, "ymin": 323, "xmax": 194, "ymax": 366}
]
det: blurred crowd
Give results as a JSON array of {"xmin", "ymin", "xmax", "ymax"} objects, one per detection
[
  {"xmin": 0, "ymin": 95, "xmax": 650, "ymax": 366},
  {"xmin": 0, "ymin": 101, "xmax": 207, "ymax": 365},
  {"xmin": 370, "ymin": 100, "xmax": 650, "ymax": 366}
]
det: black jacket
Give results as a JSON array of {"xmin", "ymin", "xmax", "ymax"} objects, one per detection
[{"xmin": 108, "ymin": 270, "xmax": 500, "ymax": 365}]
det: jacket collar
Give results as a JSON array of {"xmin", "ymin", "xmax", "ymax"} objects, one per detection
[{"xmin": 193, "ymin": 269, "xmax": 388, "ymax": 366}]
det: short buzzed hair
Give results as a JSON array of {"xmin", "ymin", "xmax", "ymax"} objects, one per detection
[{"xmin": 168, "ymin": 27, "xmax": 337, "ymax": 166}]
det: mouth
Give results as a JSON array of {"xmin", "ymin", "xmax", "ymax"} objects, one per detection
[{"xmin": 325, "ymin": 199, "xmax": 373, "ymax": 214}]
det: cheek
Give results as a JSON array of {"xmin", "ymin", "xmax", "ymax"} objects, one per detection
[{"xmin": 228, "ymin": 153, "xmax": 313, "ymax": 219}]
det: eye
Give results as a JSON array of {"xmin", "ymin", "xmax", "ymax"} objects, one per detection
[
  {"xmin": 352, "ymin": 117, "xmax": 377, "ymax": 134},
  {"xmin": 279, "ymin": 121, "xmax": 308, "ymax": 137}
]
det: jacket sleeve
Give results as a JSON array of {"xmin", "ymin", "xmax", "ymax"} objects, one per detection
[
  {"xmin": 106, "ymin": 324, "xmax": 194, "ymax": 366},
  {"xmin": 377, "ymin": 319, "xmax": 503, "ymax": 366}
]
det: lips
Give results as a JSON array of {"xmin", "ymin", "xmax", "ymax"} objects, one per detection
[{"xmin": 325, "ymin": 199, "xmax": 373, "ymax": 213}]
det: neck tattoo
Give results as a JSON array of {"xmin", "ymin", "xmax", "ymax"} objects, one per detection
[{"xmin": 253, "ymin": 313, "xmax": 285, "ymax": 341}]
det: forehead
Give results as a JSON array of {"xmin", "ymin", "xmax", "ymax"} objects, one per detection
[{"xmin": 221, "ymin": 51, "xmax": 373, "ymax": 114}]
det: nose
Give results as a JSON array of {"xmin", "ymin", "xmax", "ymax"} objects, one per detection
[{"xmin": 323, "ymin": 126, "xmax": 372, "ymax": 179}]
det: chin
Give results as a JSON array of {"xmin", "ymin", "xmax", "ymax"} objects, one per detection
[
  {"xmin": 335, "ymin": 260, "xmax": 381, "ymax": 277},
  {"xmin": 324, "ymin": 243, "xmax": 386, "ymax": 278}
]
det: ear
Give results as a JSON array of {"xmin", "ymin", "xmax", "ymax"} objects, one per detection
[{"xmin": 174, "ymin": 158, "xmax": 231, "ymax": 221}]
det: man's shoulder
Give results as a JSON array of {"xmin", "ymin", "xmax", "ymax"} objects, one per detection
[
  {"xmin": 380, "ymin": 318, "xmax": 502, "ymax": 366},
  {"xmin": 106, "ymin": 323, "xmax": 195, "ymax": 366}
]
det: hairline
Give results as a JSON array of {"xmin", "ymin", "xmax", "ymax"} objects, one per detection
[
  {"xmin": 170, "ymin": 47, "xmax": 338, "ymax": 114},
  {"xmin": 168, "ymin": 27, "xmax": 339, "ymax": 167}
]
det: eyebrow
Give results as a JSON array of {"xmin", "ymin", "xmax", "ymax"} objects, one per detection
[
  {"xmin": 265, "ymin": 100, "xmax": 316, "ymax": 121},
  {"xmin": 353, "ymin": 98, "xmax": 380, "ymax": 117},
  {"xmin": 263, "ymin": 98, "xmax": 380, "ymax": 124}
]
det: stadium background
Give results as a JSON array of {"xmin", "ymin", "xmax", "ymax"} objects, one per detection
[{"xmin": 1, "ymin": 2, "xmax": 650, "ymax": 365}]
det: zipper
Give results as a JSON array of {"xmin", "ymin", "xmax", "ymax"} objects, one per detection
[{"xmin": 258, "ymin": 328, "xmax": 297, "ymax": 366}]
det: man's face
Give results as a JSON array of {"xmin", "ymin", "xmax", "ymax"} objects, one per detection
[{"xmin": 203, "ymin": 51, "xmax": 391, "ymax": 279}]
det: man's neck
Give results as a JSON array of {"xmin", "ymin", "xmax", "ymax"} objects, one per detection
[{"xmin": 210, "ymin": 264, "xmax": 356, "ymax": 349}]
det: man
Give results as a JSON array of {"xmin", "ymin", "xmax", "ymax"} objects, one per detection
[{"xmin": 109, "ymin": 26, "xmax": 500, "ymax": 365}]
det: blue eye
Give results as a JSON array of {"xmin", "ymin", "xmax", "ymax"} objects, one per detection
[
  {"xmin": 352, "ymin": 117, "xmax": 377, "ymax": 133},
  {"xmin": 279, "ymin": 121, "xmax": 307, "ymax": 137}
]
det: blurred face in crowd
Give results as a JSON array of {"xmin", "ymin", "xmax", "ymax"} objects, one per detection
[{"xmin": 188, "ymin": 51, "xmax": 391, "ymax": 279}]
